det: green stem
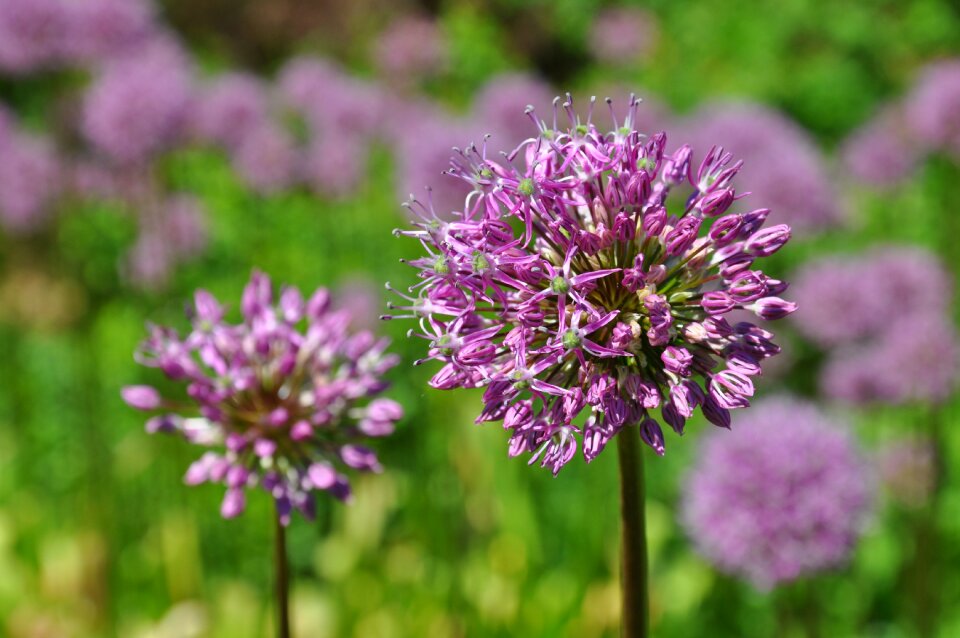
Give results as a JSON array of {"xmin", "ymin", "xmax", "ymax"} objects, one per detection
[
  {"xmin": 617, "ymin": 425, "xmax": 649, "ymax": 638},
  {"xmin": 275, "ymin": 507, "xmax": 291, "ymax": 638}
]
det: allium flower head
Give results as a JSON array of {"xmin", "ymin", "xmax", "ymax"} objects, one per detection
[
  {"xmin": 680, "ymin": 103, "xmax": 840, "ymax": 232},
  {"xmin": 682, "ymin": 397, "xmax": 873, "ymax": 589},
  {"xmin": 123, "ymin": 271, "xmax": 403, "ymax": 523},
  {"xmin": 389, "ymin": 95, "xmax": 796, "ymax": 474},
  {"xmin": 81, "ymin": 41, "xmax": 193, "ymax": 164},
  {"xmin": 0, "ymin": 128, "xmax": 61, "ymax": 233},
  {"xmin": 193, "ymin": 72, "xmax": 272, "ymax": 152},
  {"xmin": 588, "ymin": 7, "xmax": 658, "ymax": 63},
  {"xmin": 0, "ymin": 0, "xmax": 70, "ymax": 73},
  {"xmin": 67, "ymin": 0, "xmax": 156, "ymax": 63},
  {"xmin": 904, "ymin": 59, "xmax": 960, "ymax": 159},
  {"xmin": 374, "ymin": 16, "xmax": 447, "ymax": 81},
  {"xmin": 840, "ymin": 105, "xmax": 919, "ymax": 187}
]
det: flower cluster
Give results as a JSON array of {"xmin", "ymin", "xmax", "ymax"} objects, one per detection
[
  {"xmin": 679, "ymin": 103, "xmax": 840, "ymax": 232},
  {"xmin": 389, "ymin": 95, "xmax": 796, "ymax": 474},
  {"xmin": 791, "ymin": 246, "xmax": 958, "ymax": 405},
  {"xmin": 122, "ymin": 271, "xmax": 403, "ymax": 524},
  {"xmin": 681, "ymin": 397, "xmax": 873, "ymax": 589}
]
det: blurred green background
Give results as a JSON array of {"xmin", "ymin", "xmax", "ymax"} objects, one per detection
[{"xmin": 1, "ymin": 0, "xmax": 959, "ymax": 636}]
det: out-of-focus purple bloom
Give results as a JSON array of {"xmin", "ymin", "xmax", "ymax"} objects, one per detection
[
  {"xmin": 67, "ymin": 0, "xmax": 156, "ymax": 63},
  {"xmin": 680, "ymin": 103, "xmax": 840, "ymax": 233},
  {"xmin": 389, "ymin": 95, "xmax": 796, "ymax": 474},
  {"xmin": 193, "ymin": 73, "xmax": 272, "ymax": 152},
  {"xmin": 81, "ymin": 41, "xmax": 194, "ymax": 164},
  {"xmin": 904, "ymin": 60, "xmax": 960, "ymax": 159},
  {"xmin": 374, "ymin": 16, "xmax": 447, "ymax": 82},
  {"xmin": 125, "ymin": 194, "xmax": 208, "ymax": 290},
  {"xmin": 876, "ymin": 437, "xmax": 936, "ymax": 508},
  {"xmin": 471, "ymin": 73, "xmax": 554, "ymax": 152},
  {"xmin": 821, "ymin": 313, "xmax": 958, "ymax": 406},
  {"xmin": 230, "ymin": 123, "xmax": 299, "ymax": 195},
  {"xmin": 791, "ymin": 246, "xmax": 953, "ymax": 347},
  {"xmin": 0, "ymin": 128, "xmax": 61, "ymax": 233},
  {"xmin": 840, "ymin": 105, "xmax": 919, "ymax": 187},
  {"xmin": 682, "ymin": 396, "xmax": 873, "ymax": 590},
  {"xmin": 391, "ymin": 113, "xmax": 479, "ymax": 216},
  {"xmin": 588, "ymin": 7, "xmax": 658, "ymax": 63},
  {"xmin": 335, "ymin": 278, "xmax": 381, "ymax": 331},
  {"xmin": 122, "ymin": 270, "xmax": 403, "ymax": 523},
  {"xmin": 278, "ymin": 56, "xmax": 384, "ymax": 140},
  {"xmin": 0, "ymin": 0, "xmax": 70, "ymax": 73},
  {"xmin": 301, "ymin": 132, "xmax": 365, "ymax": 199}
]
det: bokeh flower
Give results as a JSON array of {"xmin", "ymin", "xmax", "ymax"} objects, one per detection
[
  {"xmin": 904, "ymin": 59, "xmax": 960, "ymax": 159},
  {"xmin": 680, "ymin": 102, "xmax": 840, "ymax": 232},
  {"xmin": 389, "ymin": 95, "xmax": 796, "ymax": 474},
  {"xmin": 682, "ymin": 396, "xmax": 873, "ymax": 589},
  {"xmin": 840, "ymin": 105, "xmax": 919, "ymax": 187},
  {"xmin": 81, "ymin": 41, "xmax": 194, "ymax": 164},
  {"xmin": 193, "ymin": 72, "xmax": 272, "ymax": 152},
  {"xmin": 374, "ymin": 16, "xmax": 447, "ymax": 82},
  {"xmin": 0, "ymin": 0, "xmax": 70, "ymax": 73},
  {"xmin": 123, "ymin": 271, "xmax": 403, "ymax": 523},
  {"xmin": 0, "ymin": 127, "xmax": 61, "ymax": 233},
  {"xmin": 588, "ymin": 7, "xmax": 658, "ymax": 63}
]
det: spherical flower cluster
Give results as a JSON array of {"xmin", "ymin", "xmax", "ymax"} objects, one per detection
[
  {"xmin": 904, "ymin": 59, "xmax": 960, "ymax": 159},
  {"xmin": 122, "ymin": 271, "xmax": 403, "ymax": 523},
  {"xmin": 680, "ymin": 103, "xmax": 840, "ymax": 233},
  {"xmin": 389, "ymin": 95, "xmax": 797, "ymax": 474},
  {"xmin": 0, "ymin": 125, "xmax": 61, "ymax": 233},
  {"xmin": 588, "ymin": 7, "xmax": 658, "ymax": 63},
  {"xmin": 681, "ymin": 397, "xmax": 873, "ymax": 589},
  {"xmin": 791, "ymin": 246, "xmax": 958, "ymax": 405},
  {"xmin": 840, "ymin": 105, "xmax": 919, "ymax": 187},
  {"xmin": 0, "ymin": 0, "xmax": 70, "ymax": 73},
  {"xmin": 82, "ymin": 42, "xmax": 194, "ymax": 164},
  {"xmin": 67, "ymin": 0, "xmax": 156, "ymax": 63},
  {"xmin": 193, "ymin": 72, "xmax": 272, "ymax": 152},
  {"xmin": 374, "ymin": 16, "xmax": 447, "ymax": 82}
]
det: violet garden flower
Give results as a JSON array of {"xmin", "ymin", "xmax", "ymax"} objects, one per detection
[
  {"xmin": 840, "ymin": 105, "xmax": 919, "ymax": 188},
  {"xmin": 123, "ymin": 271, "xmax": 402, "ymax": 637},
  {"xmin": 904, "ymin": 59, "xmax": 960, "ymax": 159},
  {"xmin": 389, "ymin": 94, "xmax": 797, "ymax": 636},
  {"xmin": 374, "ymin": 15, "xmax": 447, "ymax": 84},
  {"xmin": 588, "ymin": 7, "xmax": 659, "ymax": 64},
  {"xmin": 682, "ymin": 396, "xmax": 873, "ymax": 590}
]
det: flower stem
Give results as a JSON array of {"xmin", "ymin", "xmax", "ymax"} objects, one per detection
[
  {"xmin": 617, "ymin": 425, "xmax": 649, "ymax": 638},
  {"xmin": 274, "ymin": 506, "xmax": 291, "ymax": 638}
]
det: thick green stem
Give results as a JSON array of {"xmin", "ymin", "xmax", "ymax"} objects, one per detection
[
  {"xmin": 274, "ymin": 507, "xmax": 291, "ymax": 638},
  {"xmin": 617, "ymin": 426, "xmax": 649, "ymax": 638}
]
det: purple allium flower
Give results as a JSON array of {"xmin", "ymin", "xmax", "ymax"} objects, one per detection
[
  {"xmin": 122, "ymin": 271, "xmax": 403, "ymax": 523},
  {"xmin": 680, "ymin": 103, "xmax": 840, "ymax": 233},
  {"xmin": 0, "ymin": 128, "xmax": 61, "ymax": 233},
  {"xmin": 388, "ymin": 95, "xmax": 796, "ymax": 474},
  {"xmin": 391, "ymin": 112, "xmax": 480, "ymax": 216},
  {"xmin": 278, "ymin": 56, "xmax": 384, "ymax": 141},
  {"xmin": 904, "ymin": 60, "xmax": 960, "ymax": 159},
  {"xmin": 588, "ymin": 7, "xmax": 658, "ymax": 63},
  {"xmin": 193, "ymin": 72, "xmax": 272, "ymax": 152},
  {"xmin": 125, "ymin": 194, "xmax": 208, "ymax": 290},
  {"xmin": 0, "ymin": 0, "xmax": 70, "ymax": 73},
  {"xmin": 840, "ymin": 105, "xmax": 919, "ymax": 187},
  {"xmin": 681, "ymin": 396, "xmax": 873, "ymax": 589},
  {"xmin": 791, "ymin": 246, "xmax": 953, "ymax": 347},
  {"xmin": 81, "ymin": 41, "xmax": 193, "ymax": 164},
  {"xmin": 876, "ymin": 437, "xmax": 936, "ymax": 508},
  {"xmin": 301, "ymin": 132, "xmax": 365, "ymax": 199},
  {"xmin": 821, "ymin": 313, "xmax": 958, "ymax": 405},
  {"xmin": 67, "ymin": 0, "xmax": 156, "ymax": 63},
  {"xmin": 230, "ymin": 123, "xmax": 299, "ymax": 195},
  {"xmin": 374, "ymin": 16, "xmax": 447, "ymax": 82}
]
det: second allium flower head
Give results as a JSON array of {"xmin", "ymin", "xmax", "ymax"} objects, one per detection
[
  {"xmin": 389, "ymin": 95, "xmax": 797, "ymax": 474},
  {"xmin": 123, "ymin": 271, "xmax": 403, "ymax": 524}
]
